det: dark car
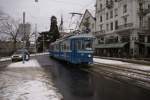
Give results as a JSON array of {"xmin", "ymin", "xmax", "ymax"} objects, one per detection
[{"xmin": 11, "ymin": 49, "xmax": 30, "ymax": 62}]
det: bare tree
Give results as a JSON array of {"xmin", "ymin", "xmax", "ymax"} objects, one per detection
[{"xmin": 0, "ymin": 18, "xmax": 19, "ymax": 51}]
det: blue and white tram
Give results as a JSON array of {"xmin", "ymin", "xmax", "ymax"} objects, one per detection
[{"xmin": 49, "ymin": 34, "xmax": 95, "ymax": 64}]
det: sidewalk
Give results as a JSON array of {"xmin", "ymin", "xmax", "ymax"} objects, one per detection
[
  {"xmin": 94, "ymin": 56, "xmax": 150, "ymax": 66},
  {"xmin": 93, "ymin": 58, "xmax": 150, "ymax": 72},
  {"xmin": 0, "ymin": 52, "xmax": 49, "ymax": 62}
]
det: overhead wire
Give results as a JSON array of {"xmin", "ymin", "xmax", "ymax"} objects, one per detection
[{"xmin": 67, "ymin": 0, "xmax": 95, "ymax": 31}]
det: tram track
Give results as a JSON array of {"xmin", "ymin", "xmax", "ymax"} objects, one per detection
[
  {"xmin": 94, "ymin": 62, "xmax": 150, "ymax": 77},
  {"xmin": 81, "ymin": 62, "xmax": 150, "ymax": 90}
]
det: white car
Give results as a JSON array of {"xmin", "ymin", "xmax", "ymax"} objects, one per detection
[{"xmin": 11, "ymin": 49, "xmax": 30, "ymax": 62}]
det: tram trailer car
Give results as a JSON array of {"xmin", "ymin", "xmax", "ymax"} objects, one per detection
[{"xmin": 49, "ymin": 34, "xmax": 95, "ymax": 64}]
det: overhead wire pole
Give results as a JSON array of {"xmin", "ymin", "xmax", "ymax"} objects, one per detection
[
  {"xmin": 43, "ymin": 33, "xmax": 45, "ymax": 53},
  {"xmin": 69, "ymin": 12, "xmax": 83, "ymax": 33},
  {"xmin": 23, "ymin": 11, "xmax": 26, "ymax": 64},
  {"xmin": 35, "ymin": 24, "xmax": 37, "ymax": 53},
  {"xmin": 35, "ymin": 0, "xmax": 39, "ymax": 53}
]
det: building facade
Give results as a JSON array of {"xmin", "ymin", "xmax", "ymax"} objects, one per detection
[
  {"xmin": 79, "ymin": 9, "xmax": 96, "ymax": 34},
  {"xmin": 95, "ymin": 0, "xmax": 150, "ymax": 58}
]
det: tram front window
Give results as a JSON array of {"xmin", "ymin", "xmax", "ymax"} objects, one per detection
[{"xmin": 84, "ymin": 40, "xmax": 92, "ymax": 50}]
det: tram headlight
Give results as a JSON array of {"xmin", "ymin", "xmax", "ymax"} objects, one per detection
[{"xmin": 88, "ymin": 54, "xmax": 92, "ymax": 58}]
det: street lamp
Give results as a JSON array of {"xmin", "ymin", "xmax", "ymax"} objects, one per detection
[
  {"xmin": 43, "ymin": 33, "xmax": 45, "ymax": 52},
  {"xmin": 35, "ymin": 0, "xmax": 38, "ymax": 2},
  {"xmin": 22, "ymin": 11, "xmax": 26, "ymax": 64}
]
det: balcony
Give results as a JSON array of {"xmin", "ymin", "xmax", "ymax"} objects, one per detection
[
  {"xmin": 106, "ymin": 0, "xmax": 114, "ymax": 9},
  {"xmin": 138, "ymin": 8, "xmax": 150, "ymax": 17},
  {"xmin": 117, "ymin": 23, "xmax": 133, "ymax": 31},
  {"xmin": 94, "ymin": 30, "xmax": 105, "ymax": 37}
]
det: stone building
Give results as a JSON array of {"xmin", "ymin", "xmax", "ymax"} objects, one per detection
[{"xmin": 94, "ymin": 0, "xmax": 150, "ymax": 58}]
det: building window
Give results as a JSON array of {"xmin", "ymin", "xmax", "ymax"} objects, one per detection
[
  {"xmin": 106, "ymin": 24, "xmax": 109, "ymax": 31},
  {"xmin": 139, "ymin": 35, "xmax": 145, "ymax": 42},
  {"xmin": 139, "ymin": 3, "xmax": 143, "ymax": 10},
  {"xmin": 124, "ymin": 17, "xmax": 127, "ymax": 25},
  {"xmin": 148, "ymin": 36, "xmax": 150, "ymax": 43},
  {"xmin": 100, "ymin": 4, "xmax": 102, "ymax": 10},
  {"xmin": 123, "ymin": 4, "xmax": 127, "ymax": 13},
  {"xmin": 148, "ymin": 4, "xmax": 150, "ymax": 9},
  {"xmin": 100, "ymin": 24, "xmax": 103, "ymax": 31},
  {"xmin": 148, "ymin": 18, "xmax": 150, "ymax": 30},
  {"xmin": 110, "ymin": 10, "xmax": 113, "ymax": 18},
  {"xmin": 115, "ymin": 20, "xmax": 118, "ymax": 30},
  {"xmin": 110, "ymin": 22, "xmax": 113, "ymax": 31},
  {"xmin": 114, "ymin": 8, "xmax": 118, "ymax": 17},
  {"xmin": 100, "ymin": 16, "xmax": 103, "ymax": 22},
  {"xmin": 121, "ymin": 36, "xmax": 130, "ymax": 42},
  {"xmin": 106, "ymin": 12, "xmax": 109, "ymax": 20},
  {"xmin": 92, "ymin": 23, "xmax": 94, "ymax": 29}
]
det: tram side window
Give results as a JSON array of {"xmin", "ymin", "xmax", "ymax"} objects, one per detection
[
  {"xmin": 77, "ymin": 40, "xmax": 82, "ymax": 50},
  {"xmin": 63, "ymin": 42, "xmax": 66, "ymax": 51},
  {"xmin": 60, "ymin": 44, "xmax": 63, "ymax": 52},
  {"xmin": 61, "ymin": 41, "xmax": 70, "ymax": 51},
  {"xmin": 55, "ymin": 44, "xmax": 59, "ymax": 52},
  {"xmin": 51, "ymin": 46, "xmax": 54, "ymax": 51},
  {"xmin": 55, "ymin": 45, "xmax": 57, "ymax": 51},
  {"xmin": 66, "ymin": 42, "xmax": 70, "ymax": 51},
  {"xmin": 54, "ymin": 45, "xmax": 56, "ymax": 51},
  {"xmin": 64, "ymin": 42, "xmax": 70, "ymax": 51},
  {"xmin": 76, "ymin": 40, "xmax": 84, "ymax": 51}
]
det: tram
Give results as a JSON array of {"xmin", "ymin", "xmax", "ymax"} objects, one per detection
[{"xmin": 49, "ymin": 34, "xmax": 95, "ymax": 64}]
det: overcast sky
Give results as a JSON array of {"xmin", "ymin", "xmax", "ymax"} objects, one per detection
[{"xmin": 0, "ymin": 0, "xmax": 95, "ymax": 32}]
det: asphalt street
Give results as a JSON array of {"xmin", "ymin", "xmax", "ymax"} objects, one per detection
[{"xmin": 0, "ymin": 54, "xmax": 150, "ymax": 100}]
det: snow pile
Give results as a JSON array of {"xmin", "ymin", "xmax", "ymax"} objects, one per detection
[
  {"xmin": 0, "ymin": 57, "xmax": 11, "ymax": 62},
  {"xmin": 94, "ymin": 58, "xmax": 125, "ymax": 65},
  {"xmin": 94, "ymin": 58, "xmax": 150, "ymax": 71},
  {"xmin": 11, "ymin": 80, "xmax": 63, "ymax": 100},
  {"xmin": 8, "ymin": 59, "xmax": 41, "ymax": 68}
]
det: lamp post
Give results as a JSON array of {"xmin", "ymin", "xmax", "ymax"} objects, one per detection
[
  {"xmin": 22, "ymin": 11, "xmax": 26, "ymax": 64},
  {"xmin": 43, "ymin": 33, "xmax": 45, "ymax": 52},
  {"xmin": 35, "ymin": 24, "xmax": 37, "ymax": 53}
]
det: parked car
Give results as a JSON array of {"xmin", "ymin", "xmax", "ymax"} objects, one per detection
[{"xmin": 11, "ymin": 49, "xmax": 30, "ymax": 62}]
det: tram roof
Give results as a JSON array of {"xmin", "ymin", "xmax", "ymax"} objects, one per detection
[
  {"xmin": 69, "ymin": 34, "xmax": 94, "ymax": 39},
  {"xmin": 50, "ymin": 34, "xmax": 94, "ymax": 45}
]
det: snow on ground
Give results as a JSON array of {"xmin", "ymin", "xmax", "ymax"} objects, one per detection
[
  {"xmin": 5, "ymin": 58, "xmax": 63, "ymax": 100},
  {"xmin": 0, "ymin": 52, "xmax": 49, "ymax": 62},
  {"xmin": 8, "ymin": 59, "xmax": 41, "ymax": 68},
  {"xmin": 0, "ymin": 57, "xmax": 11, "ymax": 62},
  {"xmin": 30, "ymin": 52, "xmax": 49, "ymax": 57},
  {"xmin": 94, "ymin": 58, "xmax": 150, "ymax": 71}
]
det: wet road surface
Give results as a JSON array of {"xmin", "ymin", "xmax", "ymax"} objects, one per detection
[
  {"xmin": 37, "ymin": 55, "xmax": 150, "ymax": 100},
  {"xmin": 0, "ymin": 54, "xmax": 150, "ymax": 100}
]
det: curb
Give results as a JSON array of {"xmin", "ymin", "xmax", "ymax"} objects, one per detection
[
  {"xmin": 94, "ymin": 56, "xmax": 150, "ymax": 66},
  {"xmin": 0, "ymin": 52, "xmax": 49, "ymax": 62}
]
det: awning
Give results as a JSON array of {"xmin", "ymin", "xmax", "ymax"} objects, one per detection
[
  {"xmin": 95, "ymin": 42, "xmax": 128, "ymax": 49},
  {"xmin": 137, "ymin": 42, "xmax": 150, "ymax": 47},
  {"xmin": 145, "ymin": 43, "xmax": 150, "ymax": 47}
]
